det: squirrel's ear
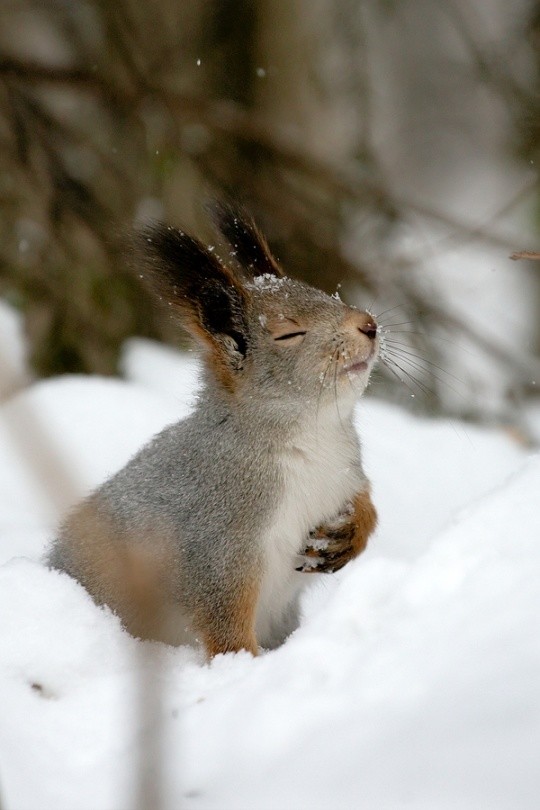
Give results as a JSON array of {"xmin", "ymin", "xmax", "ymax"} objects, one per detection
[
  {"xmin": 209, "ymin": 201, "xmax": 284, "ymax": 279},
  {"xmin": 138, "ymin": 224, "xmax": 250, "ymax": 378}
]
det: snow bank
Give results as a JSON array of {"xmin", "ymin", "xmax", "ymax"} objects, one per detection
[{"xmin": 0, "ymin": 337, "xmax": 538, "ymax": 810}]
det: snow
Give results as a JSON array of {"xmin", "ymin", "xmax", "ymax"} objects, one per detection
[
  {"xmin": 250, "ymin": 273, "xmax": 287, "ymax": 291},
  {"xmin": 0, "ymin": 305, "xmax": 539, "ymax": 810}
]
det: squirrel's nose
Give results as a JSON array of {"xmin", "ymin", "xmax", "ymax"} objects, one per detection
[
  {"xmin": 344, "ymin": 309, "xmax": 378, "ymax": 340},
  {"xmin": 359, "ymin": 319, "xmax": 378, "ymax": 340}
]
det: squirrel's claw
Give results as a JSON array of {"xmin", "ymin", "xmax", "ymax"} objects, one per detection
[
  {"xmin": 297, "ymin": 543, "xmax": 353, "ymax": 573},
  {"xmin": 295, "ymin": 553, "xmax": 324, "ymax": 573},
  {"xmin": 298, "ymin": 513, "xmax": 358, "ymax": 573}
]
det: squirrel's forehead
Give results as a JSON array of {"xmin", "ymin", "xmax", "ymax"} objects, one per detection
[{"xmin": 248, "ymin": 277, "xmax": 342, "ymax": 319}]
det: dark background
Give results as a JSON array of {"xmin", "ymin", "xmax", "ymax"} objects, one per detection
[{"xmin": 0, "ymin": 0, "xmax": 539, "ymax": 423}]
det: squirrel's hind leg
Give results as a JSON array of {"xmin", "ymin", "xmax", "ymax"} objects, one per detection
[{"xmin": 195, "ymin": 576, "xmax": 260, "ymax": 658}]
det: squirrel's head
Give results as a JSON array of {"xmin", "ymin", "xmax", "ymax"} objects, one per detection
[{"xmin": 138, "ymin": 204, "xmax": 378, "ymax": 418}]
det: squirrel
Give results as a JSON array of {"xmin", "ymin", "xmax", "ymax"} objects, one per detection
[{"xmin": 47, "ymin": 203, "xmax": 379, "ymax": 657}]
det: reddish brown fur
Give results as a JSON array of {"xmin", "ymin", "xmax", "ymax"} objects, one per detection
[
  {"xmin": 59, "ymin": 500, "xmax": 182, "ymax": 643},
  {"xmin": 350, "ymin": 487, "xmax": 378, "ymax": 557},
  {"xmin": 61, "ymin": 497, "xmax": 260, "ymax": 655},
  {"xmin": 169, "ymin": 282, "xmax": 249, "ymax": 397},
  {"xmin": 249, "ymin": 221, "xmax": 283, "ymax": 277},
  {"xmin": 195, "ymin": 576, "xmax": 260, "ymax": 657},
  {"xmin": 189, "ymin": 321, "xmax": 244, "ymax": 396},
  {"xmin": 139, "ymin": 225, "xmax": 251, "ymax": 396}
]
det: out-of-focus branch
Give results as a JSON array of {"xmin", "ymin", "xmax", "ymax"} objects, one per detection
[
  {"xmin": 0, "ymin": 56, "xmax": 526, "ymax": 254},
  {"xmin": 0, "ymin": 0, "xmax": 538, "ymax": 418},
  {"xmin": 510, "ymin": 250, "xmax": 540, "ymax": 261},
  {"xmin": 0, "ymin": 57, "xmax": 136, "ymax": 105}
]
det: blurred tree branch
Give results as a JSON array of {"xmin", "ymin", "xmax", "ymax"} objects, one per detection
[
  {"xmin": 0, "ymin": 0, "xmax": 538, "ymax": 416},
  {"xmin": 511, "ymin": 250, "xmax": 540, "ymax": 260}
]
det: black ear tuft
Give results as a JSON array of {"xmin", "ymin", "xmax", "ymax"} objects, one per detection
[
  {"xmin": 137, "ymin": 223, "xmax": 249, "ymax": 356},
  {"xmin": 209, "ymin": 201, "xmax": 284, "ymax": 279}
]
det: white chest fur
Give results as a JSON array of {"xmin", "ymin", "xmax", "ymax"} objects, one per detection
[{"xmin": 254, "ymin": 415, "xmax": 364, "ymax": 647}]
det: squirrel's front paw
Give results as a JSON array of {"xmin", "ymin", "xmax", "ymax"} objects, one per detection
[
  {"xmin": 296, "ymin": 509, "xmax": 357, "ymax": 574},
  {"xmin": 296, "ymin": 493, "xmax": 376, "ymax": 574}
]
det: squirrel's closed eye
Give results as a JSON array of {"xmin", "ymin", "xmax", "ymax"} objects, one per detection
[
  {"xmin": 269, "ymin": 319, "xmax": 307, "ymax": 345},
  {"xmin": 274, "ymin": 331, "xmax": 307, "ymax": 343}
]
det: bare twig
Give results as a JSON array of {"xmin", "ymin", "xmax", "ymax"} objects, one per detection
[{"xmin": 510, "ymin": 250, "xmax": 540, "ymax": 261}]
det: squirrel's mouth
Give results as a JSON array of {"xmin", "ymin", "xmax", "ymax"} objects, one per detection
[
  {"xmin": 342, "ymin": 359, "xmax": 368, "ymax": 375},
  {"xmin": 341, "ymin": 348, "xmax": 376, "ymax": 376}
]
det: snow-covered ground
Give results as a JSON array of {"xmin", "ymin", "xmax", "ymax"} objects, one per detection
[{"xmin": 0, "ymin": 306, "xmax": 539, "ymax": 810}]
